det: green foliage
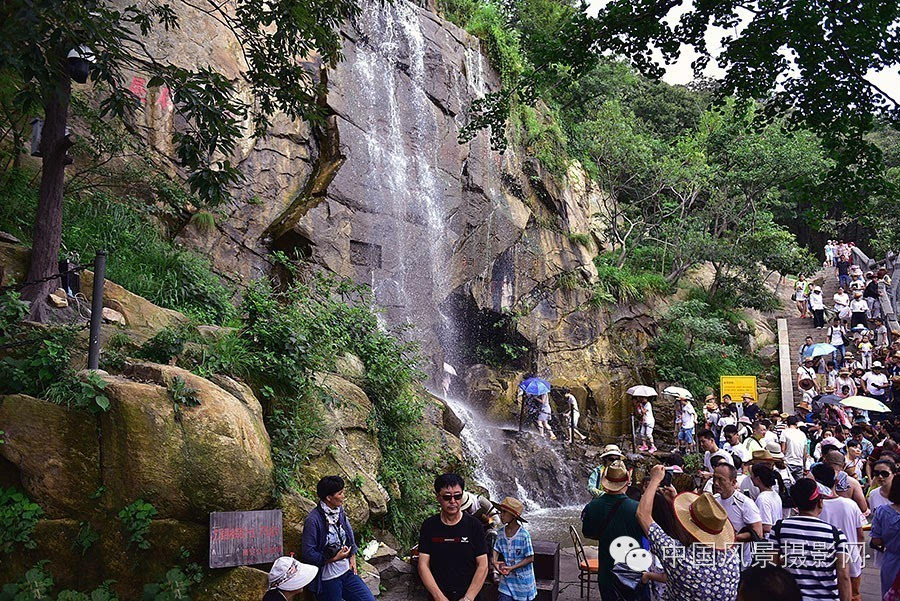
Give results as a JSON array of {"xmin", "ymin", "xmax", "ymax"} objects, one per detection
[
  {"xmin": 0, "ymin": 170, "xmax": 236, "ymax": 324},
  {"xmin": 117, "ymin": 499, "xmax": 158, "ymax": 550},
  {"xmin": 168, "ymin": 376, "xmax": 200, "ymax": 420},
  {"xmin": 0, "ymin": 564, "xmax": 118, "ymax": 601},
  {"xmin": 555, "ymin": 271, "xmax": 580, "ymax": 291},
  {"xmin": 141, "ymin": 565, "xmax": 202, "ymax": 601},
  {"xmin": 137, "ymin": 327, "xmax": 189, "ymax": 365},
  {"xmin": 188, "ymin": 211, "xmax": 217, "ymax": 233},
  {"xmin": 653, "ymin": 299, "xmax": 762, "ymax": 402},
  {"xmin": 74, "ymin": 521, "xmax": 100, "ymax": 556},
  {"xmin": 54, "ymin": 372, "xmax": 111, "ymax": 414},
  {"xmin": 0, "ymin": 311, "xmax": 111, "ymax": 413},
  {"xmin": 167, "ymin": 376, "xmax": 199, "ymax": 407},
  {"xmin": 0, "ymin": 561, "xmax": 53, "ymax": 601},
  {"xmin": 0, "ymin": 488, "xmax": 43, "ymax": 554},
  {"xmin": 439, "ymin": 0, "xmax": 524, "ymax": 90},
  {"xmin": 682, "ymin": 453, "xmax": 702, "ymax": 473},
  {"xmin": 566, "ymin": 232, "xmax": 591, "ymax": 247},
  {"xmin": 147, "ymin": 273, "xmax": 438, "ymax": 545},
  {"xmin": 589, "ymin": 253, "xmax": 671, "ymax": 306}
]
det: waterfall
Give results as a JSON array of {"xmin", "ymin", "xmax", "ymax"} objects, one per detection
[
  {"xmin": 344, "ymin": 0, "xmax": 587, "ymax": 510},
  {"xmin": 441, "ymin": 395, "xmax": 502, "ymax": 501}
]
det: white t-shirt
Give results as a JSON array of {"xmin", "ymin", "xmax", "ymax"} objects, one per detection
[
  {"xmin": 809, "ymin": 293, "xmax": 825, "ymax": 310},
  {"xmin": 718, "ymin": 491, "xmax": 762, "ymax": 531},
  {"xmin": 642, "ymin": 401, "xmax": 655, "ymax": 427},
  {"xmin": 679, "ymin": 404, "xmax": 697, "ymax": 429},
  {"xmin": 781, "ymin": 428, "xmax": 808, "ymax": 466},
  {"xmin": 763, "ymin": 430, "xmax": 779, "ymax": 446},
  {"xmin": 724, "ymin": 441, "xmax": 751, "ymax": 462},
  {"xmin": 828, "ymin": 325, "xmax": 845, "ymax": 346},
  {"xmin": 756, "ymin": 490, "xmax": 783, "ymax": 528},
  {"xmin": 795, "ymin": 280, "xmax": 808, "ymax": 300},
  {"xmin": 850, "ymin": 298, "xmax": 868, "ymax": 312},
  {"xmin": 834, "ymin": 292, "xmax": 849, "ymax": 308},
  {"xmin": 820, "ymin": 496, "xmax": 866, "ymax": 578},
  {"xmin": 868, "ymin": 487, "xmax": 891, "ymax": 512},
  {"xmin": 862, "ymin": 372, "xmax": 889, "ymax": 397},
  {"xmin": 797, "ymin": 366, "xmax": 816, "ymax": 383}
]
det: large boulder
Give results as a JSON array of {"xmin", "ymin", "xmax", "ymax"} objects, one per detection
[
  {"xmin": 99, "ymin": 362, "xmax": 274, "ymax": 520},
  {"xmin": 464, "ymin": 364, "xmax": 523, "ymax": 420},
  {"xmin": 292, "ymin": 374, "xmax": 390, "ymax": 529},
  {"xmin": 0, "ymin": 395, "xmax": 100, "ymax": 519},
  {"xmin": 194, "ymin": 567, "xmax": 268, "ymax": 601},
  {"xmin": 80, "ymin": 271, "xmax": 188, "ymax": 341},
  {"xmin": 277, "ymin": 492, "xmax": 317, "ymax": 555}
]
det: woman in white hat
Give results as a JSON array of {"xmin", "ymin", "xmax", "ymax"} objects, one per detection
[
  {"xmin": 637, "ymin": 465, "xmax": 740, "ymax": 601},
  {"xmin": 264, "ymin": 557, "xmax": 318, "ymax": 601}
]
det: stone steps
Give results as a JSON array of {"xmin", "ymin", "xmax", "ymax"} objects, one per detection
[{"xmin": 785, "ymin": 268, "xmax": 841, "ymax": 405}]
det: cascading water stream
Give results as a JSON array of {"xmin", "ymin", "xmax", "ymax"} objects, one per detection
[{"xmin": 346, "ymin": 0, "xmax": 587, "ymax": 510}]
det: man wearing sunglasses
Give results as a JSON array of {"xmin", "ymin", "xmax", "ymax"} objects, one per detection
[{"xmin": 418, "ymin": 474, "xmax": 488, "ymax": 601}]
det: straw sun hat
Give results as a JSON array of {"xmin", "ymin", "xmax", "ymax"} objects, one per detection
[
  {"xmin": 600, "ymin": 460, "xmax": 630, "ymax": 493},
  {"xmin": 491, "ymin": 496, "xmax": 528, "ymax": 522},
  {"xmin": 673, "ymin": 492, "xmax": 735, "ymax": 550}
]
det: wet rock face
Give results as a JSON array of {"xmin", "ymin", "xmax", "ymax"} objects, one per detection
[
  {"xmin": 123, "ymin": 0, "xmax": 621, "ymax": 391},
  {"xmin": 476, "ymin": 429, "xmax": 591, "ymax": 508}
]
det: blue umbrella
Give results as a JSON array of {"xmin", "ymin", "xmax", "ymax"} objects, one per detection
[
  {"xmin": 519, "ymin": 377, "xmax": 551, "ymax": 395},
  {"xmin": 817, "ymin": 394, "xmax": 843, "ymax": 406},
  {"xmin": 803, "ymin": 343, "xmax": 838, "ymax": 358}
]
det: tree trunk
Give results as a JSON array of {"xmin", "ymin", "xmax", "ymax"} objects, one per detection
[{"xmin": 21, "ymin": 68, "xmax": 72, "ymax": 320}]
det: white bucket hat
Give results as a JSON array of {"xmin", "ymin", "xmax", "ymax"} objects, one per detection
[{"xmin": 268, "ymin": 557, "xmax": 318, "ymax": 591}]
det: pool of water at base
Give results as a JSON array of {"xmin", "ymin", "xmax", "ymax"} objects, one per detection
[{"xmin": 521, "ymin": 505, "xmax": 585, "ymax": 547}]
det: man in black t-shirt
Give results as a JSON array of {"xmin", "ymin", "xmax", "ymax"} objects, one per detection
[{"xmin": 418, "ymin": 474, "xmax": 488, "ymax": 601}]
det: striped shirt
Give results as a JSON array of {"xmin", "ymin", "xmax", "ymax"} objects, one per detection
[
  {"xmin": 494, "ymin": 524, "xmax": 536, "ymax": 601},
  {"xmin": 771, "ymin": 516, "xmax": 848, "ymax": 601}
]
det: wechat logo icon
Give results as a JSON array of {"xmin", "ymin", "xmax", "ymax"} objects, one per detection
[{"xmin": 609, "ymin": 536, "xmax": 652, "ymax": 572}]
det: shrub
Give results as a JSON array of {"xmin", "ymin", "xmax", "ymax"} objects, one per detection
[
  {"xmin": 590, "ymin": 253, "xmax": 671, "ymax": 305},
  {"xmin": 652, "ymin": 299, "xmax": 762, "ymax": 401},
  {"xmin": 0, "ymin": 488, "xmax": 43, "ymax": 554},
  {"xmin": 117, "ymin": 499, "xmax": 158, "ymax": 550},
  {"xmin": 0, "ymin": 169, "xmax": 235, "ymax": 324}
]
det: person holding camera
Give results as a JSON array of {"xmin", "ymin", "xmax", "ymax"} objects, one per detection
[{"xmin": 301, "ymin": 476, "xmax": 375, "ymax": 601}]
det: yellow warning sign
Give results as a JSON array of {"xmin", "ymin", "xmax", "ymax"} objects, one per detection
[{"xmin": 720, "ymin": 376, "xmax": 758, "ymax": 403}]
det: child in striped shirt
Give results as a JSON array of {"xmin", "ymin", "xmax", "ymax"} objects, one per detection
[{"xmin": 491, "ymin": 497, "xmax": 536, "ymax": 601}]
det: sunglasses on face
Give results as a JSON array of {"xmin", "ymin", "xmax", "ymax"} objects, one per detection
[
  {"xmin": 874, "ymin": 470, "xmax": 893, "ymax": 478},
  {"xmin": 440, "ymin": 493, "xmax": 464, "ymax": 501}
]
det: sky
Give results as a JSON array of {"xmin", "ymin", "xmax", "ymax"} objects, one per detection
[{"xmin": 585, "ymin": 0, "xmax": 900, "ymax": 104}]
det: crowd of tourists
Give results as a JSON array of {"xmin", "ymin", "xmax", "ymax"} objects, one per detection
[
  {"xmin": 578, "ymin": 407, "xmax": 900, "ymax": 601},
  {"xmin": 259, "ymin": 243, "xmax": 900, "ymax": 601}
]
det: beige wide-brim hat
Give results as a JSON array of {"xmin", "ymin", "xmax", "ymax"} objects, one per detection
[
  {"xmin": 460, "ymin": 491, "xmax": 476, "ymax": 511},
  {"xmin": 599, "ymin": 444, "xmax": 625, "ymax": 460},
  {"xmin": 600, "ymin": 460, "xmax": 630, "ymax": 493},
  {"xmin": 491, "ymin": 496, "xmax": 528, "ymax": 522},
  {"xmin": 673, "ymin": 492, "xmax": 735, "ymax": 550}
]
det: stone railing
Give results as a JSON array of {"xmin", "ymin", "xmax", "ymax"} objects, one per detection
[{"xmin": 850, "ymin": 246, "xmax": 900, "ymax": 335}]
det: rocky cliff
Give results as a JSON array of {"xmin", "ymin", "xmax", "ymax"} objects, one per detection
[{"xmin": 112, "ymin": 0, "xmax": 663, "ymax": 436}]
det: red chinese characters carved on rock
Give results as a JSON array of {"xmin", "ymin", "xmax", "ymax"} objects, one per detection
[{"xmin": 128, "ymin": 76, "xmax": 171, "ymax": 110}]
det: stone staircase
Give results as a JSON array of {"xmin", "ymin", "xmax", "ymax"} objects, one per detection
[{"xmin": 785, "ymin": 268, "xmax": 839, "ymax": 407}]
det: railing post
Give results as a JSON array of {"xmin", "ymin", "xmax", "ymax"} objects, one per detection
[{"xmin": 87, "ymin": 251, "xmax": 107, "ymax": 370}]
